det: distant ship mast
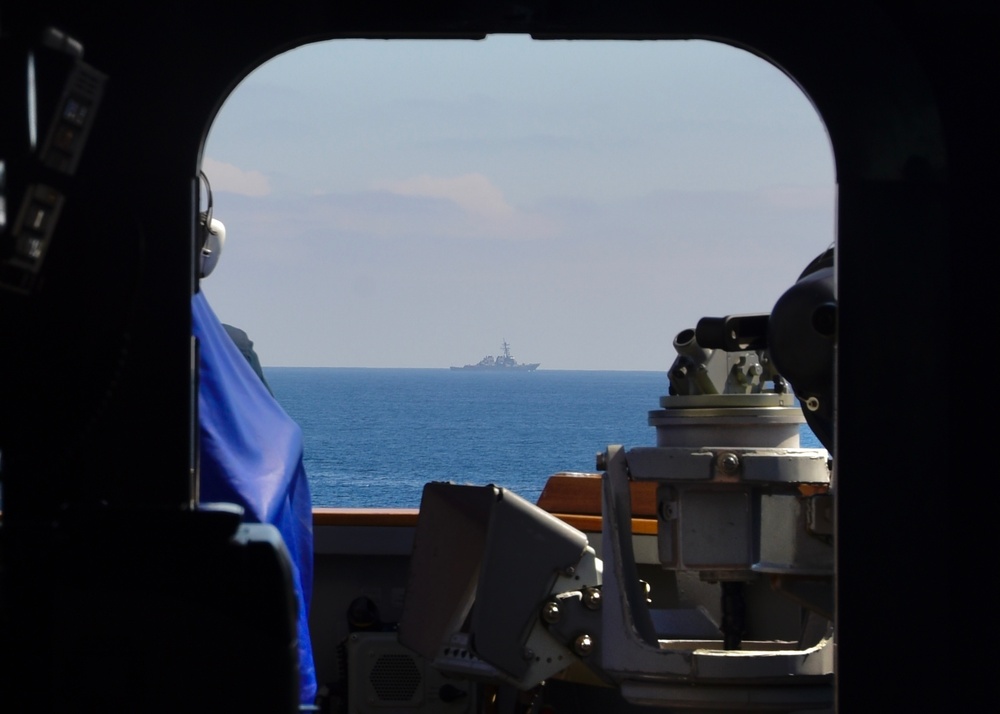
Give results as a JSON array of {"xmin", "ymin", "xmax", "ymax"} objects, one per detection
[{"xmin": 499, "ymin": 339, "xmax": 513, "ymax": 366}]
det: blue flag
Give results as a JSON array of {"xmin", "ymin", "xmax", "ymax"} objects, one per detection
[{"xmin": 193, "ymin": 290, "xmax": 317, "ymax": 705}]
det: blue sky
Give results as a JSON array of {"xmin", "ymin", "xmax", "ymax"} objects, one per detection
[{"xmin": 202, "ymin": 36, "xmax": 834, "ymax": 370}]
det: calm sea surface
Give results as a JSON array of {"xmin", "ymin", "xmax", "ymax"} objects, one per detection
[{"xmin": 265, "ymin": 368, "xmax": 823, "ymax": 509}]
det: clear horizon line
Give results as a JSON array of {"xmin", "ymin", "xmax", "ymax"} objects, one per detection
[{"xmin": 262, "ymin": 365, "xmax": 666, "ymax": 373}]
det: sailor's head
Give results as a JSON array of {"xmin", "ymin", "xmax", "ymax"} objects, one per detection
[{"xmin": 198, "ymin": 170, "xmax": 226, "ymax": 279}]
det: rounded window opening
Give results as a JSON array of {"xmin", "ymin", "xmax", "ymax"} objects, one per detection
[{"xmin": 201, "ymin": 36, "xmax": 834, "ymax": 507}]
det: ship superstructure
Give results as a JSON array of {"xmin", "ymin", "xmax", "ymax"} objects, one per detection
[{"xmin": 451, "ymin": 340, "xmax": 540, "ymax": 371}]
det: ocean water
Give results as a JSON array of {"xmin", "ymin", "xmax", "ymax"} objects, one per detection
[{"xmin": 265, "ymin": 367, "xmax": 823, "ymax": 509}]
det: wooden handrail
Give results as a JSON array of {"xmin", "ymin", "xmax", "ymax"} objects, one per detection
[
  {"xmin": 310, "ymin": 507, "xmax": 656, "ymax": 534},
  {"xmin": 536, "ymin": 472, "xmax": 659, "ymax": 518},
  {"xmin": 312, "ymin": 507, "xmax": 419, "ymax": 527},
  {"xmin": 312, "ymin": 472, "xmax": 659, "ymax": 534}
]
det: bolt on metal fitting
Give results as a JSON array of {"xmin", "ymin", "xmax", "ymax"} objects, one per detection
[
  {"xmin": 541, "ymin": 601, "xmax": 561, "ymax": 623},
  {"xmin": 582, "ymin": 587, "xmax": 602, "ymax": 610},
  {"xmin": 718, "ymin": 452, "xmax": 741, "ymax": 475},
  {"xmin": 574, "ymin": 634, "xmax": 594, "ymax": 657}
]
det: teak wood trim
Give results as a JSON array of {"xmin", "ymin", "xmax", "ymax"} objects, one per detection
[
  {"xmin": 535, "ymin": 472, "xmax": 658, "ymax": 518},
  {"xmin": 312, "ymin": 472, "xmax": 659, "ymax": 534}
]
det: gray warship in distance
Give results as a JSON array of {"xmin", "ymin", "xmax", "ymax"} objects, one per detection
[{"xmin": 451, "ymin": 340, "xmax": 540, "ymax": 371}]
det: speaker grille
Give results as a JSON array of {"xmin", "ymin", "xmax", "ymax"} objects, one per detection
[
  {"xmin": 348, "ymin": 631, "xmax": 474, "ymax": 712},
  {"xmin": 370, "ymin": 653, "xmax": 422, "ymax": 702}
]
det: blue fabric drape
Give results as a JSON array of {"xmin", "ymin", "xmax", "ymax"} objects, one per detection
[{"xmin": 193, "ymin": 291, "xmax": 317, "ymax": 705}]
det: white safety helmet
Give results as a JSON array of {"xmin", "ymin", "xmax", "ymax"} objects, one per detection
[
  {"xmin": 199, "ymin": 214, "xmax": 226, "ymax": 278},
  {"xmin": 198, "ymin": 170, "xmax": 226, "ymax": 278}
]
